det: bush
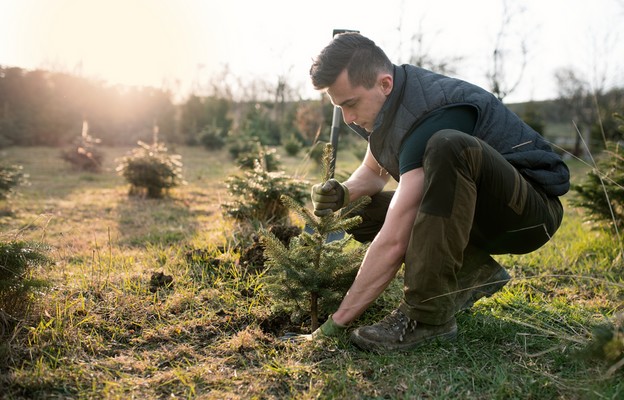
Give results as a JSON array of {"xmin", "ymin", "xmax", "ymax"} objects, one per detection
[
  {"xmin": 283, "ymin": 134, "xmax": 302, "ymax": 157},
  {"xmin": 584, "ymin": 313, "xmax": 624, "ymax": 376},
  {"xmin": 61, "ymin": 122, "xmax": 104, "ymax": 172},
  {"xmin": 237, "ymin": 146, "xmax": 280, "ymax": 172},
  {"xmin": 229, "ymin": 137, "xmax": 280, "ymax": 172},
  {"xmin": 571, "ymin": 114, "xmax": 624, "ymax": 228},
  {"xmin": 0, "ymin": 164, "xmax": 27, "ymax": 200},
  {"xmin": 199, "ymin": 125, "xmax": 226, "ymax": 151},
  {"xmin": 116, "ymin": 140, "xmax": 184, "ymax": 198},
  {"xmin": 0, "ymin": 240, "xmax": 50, "ymax": 335},
  {"xmin": 223, "ymin": 161, "xmax": 308, "ymax": 226}
]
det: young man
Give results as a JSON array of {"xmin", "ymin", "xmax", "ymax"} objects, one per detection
[{"xmin": 308, "ymin": 33, "xmax": 569, "ymax": 351}]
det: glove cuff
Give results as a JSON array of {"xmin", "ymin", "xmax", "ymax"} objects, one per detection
[
  {"xmin": 319, "ymin": 314, "xmax": 347, "ymax": 337},
  {"xmin": 340, "ymin": 183, "xmax": 350, "ymax": 209}
]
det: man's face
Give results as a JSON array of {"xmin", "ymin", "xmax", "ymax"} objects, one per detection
[{"xmin": 326, "ymin": 69, "xmax": 393, "ymax": 133}]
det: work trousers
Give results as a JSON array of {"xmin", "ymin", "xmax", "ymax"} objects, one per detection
[{"xmin": 348, "ymin": 130, "xmax": 564, "ymax": 325}]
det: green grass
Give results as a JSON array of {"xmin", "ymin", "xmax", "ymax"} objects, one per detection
[{"xmin": 0, "ymin": 146, "xmax": 622, "ymax": 399}]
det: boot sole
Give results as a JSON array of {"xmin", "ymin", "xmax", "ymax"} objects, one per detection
[{"xmin": 350, "ymin": 323, "xmax": 458, "ymax": 352}]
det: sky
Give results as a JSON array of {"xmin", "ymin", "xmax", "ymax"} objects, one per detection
[{"xmin": 1, "ymin": 0, "xmax": 623, "ymax": 103}]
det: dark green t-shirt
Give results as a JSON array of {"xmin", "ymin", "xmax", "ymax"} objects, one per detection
[{"xmin": 398, "ymin": 105, "xmax": 478, "ymax": 175}]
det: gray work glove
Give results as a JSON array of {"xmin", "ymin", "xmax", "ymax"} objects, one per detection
[{"xmin": 311, "ymin": 179, "xmax": 349, "ymax": 217}]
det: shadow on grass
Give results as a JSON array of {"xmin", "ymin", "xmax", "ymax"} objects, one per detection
[
  {"xmin": 116, "ymin": 195, "xmax": 197, "ymax": 247},
  {"xmin": 314, "ymin": 310, "xmax": 621, "ymax": 399}
]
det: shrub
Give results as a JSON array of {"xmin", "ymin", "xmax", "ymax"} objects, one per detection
[
  {"xmin": 229, "ymin": 137, "xmax": 280, "ymax": 172},
  {"xmin": 283, "ymin": 134, "xmax": 302, "ymax": 157},
  {"xmin": 61, "ymin": 121, "xmax": 104, "ymax": 172},
  {"xmin": 571, "ymin": 114, "xmax": 624, "ymax": 229},
  {"xmin": 116, "ymin": 140, "xmax": 184, "ymax": 198},
  {"xmin": 222, "ymin": 161, "xmax": 308, "ymax": 226},
  {"xmin": 199, "ymin": 125, "xmax": 226, "ymax": 151},
  {"xmin": 584, "ymin": 312, "xmax": 624, "ymax": 377},
  {"xmin": 0, "ymin": 240, "xmax": 51, "ymax": 335},
  {"xmin": 237, "ymin": 145, "xmax": 280, "ymax": 172},
  {"xmin": 0, "ymin": 164, "xmax": 27, "ymax": 200}
]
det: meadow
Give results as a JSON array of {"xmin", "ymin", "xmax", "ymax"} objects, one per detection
[{"xmin": 0, "ymin": 145, "xmax": 622, "ymax": 399}]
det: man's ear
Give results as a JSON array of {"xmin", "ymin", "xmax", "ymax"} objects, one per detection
[{"xmin": 379, "ymin": 74, "xmax": 393, "ymax": 95}]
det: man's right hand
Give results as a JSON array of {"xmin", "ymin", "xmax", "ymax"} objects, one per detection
[{"xmin": 311, "ymin": 179, "xmax": 349, "ymax": 216}]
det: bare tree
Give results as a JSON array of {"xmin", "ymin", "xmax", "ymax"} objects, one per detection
[
  {"xmin": 394, "ymin": 1, "xmax": 462, "ymax": 75},
  {"xmin": 487, "ymin": 0, "xmax": 529, "ymax": 102},
  {"xmin": 555, "ymin": 68, "xmax": 594, "ymax": 158}
]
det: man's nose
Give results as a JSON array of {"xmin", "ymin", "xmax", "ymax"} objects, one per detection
[{"xmin": 342, "ymin": 109, "xmax": 356, "ymax": 124}]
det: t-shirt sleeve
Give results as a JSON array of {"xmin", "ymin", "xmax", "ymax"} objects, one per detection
[{"xmin": 399, "ymin": 105, "xmax": 478, "ymax": 175}]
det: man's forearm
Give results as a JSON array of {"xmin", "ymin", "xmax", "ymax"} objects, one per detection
[
  {"xmin": 344, "ymin": 164, "xmax": 388, "ymax": 201},
  {"xmin": 331, "ymin": 239, "xmax": 405, "ymax": 325},
  {"xmin": 332, "ymin": 168, "xmax": 424, "ymax": 326}
]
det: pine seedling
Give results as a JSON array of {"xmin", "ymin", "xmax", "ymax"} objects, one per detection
[
  {"xmin": 0, "ymin": 164, "xmax": 27, "ymax": 200},
  {"xmin": 61, "ymin": 120, "xmax": 104, "ymax": 172},
  {"xmin": 261, "ymin": 144, "xmax": 370, "ymax": 331},
  {"xmin": 222, "ymin": 159, "xmax": 308, "ymax": 226},
  {"xmin": 0, "ymin": 240, "xmax": 51, "ymax": 335},
  {"xmin": 571, "ymin": 114, "xmax": 624, "ymax": 229},
  {"xmin": 116, "ymin": 126, "xmax": 185, "ymax": 198}
]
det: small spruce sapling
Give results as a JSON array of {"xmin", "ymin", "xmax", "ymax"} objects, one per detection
[
  {"xmin": 0, "ymin": 164, "xmax": 27, "ymax": 200},
  {"xmin": 223, "ymin": 159, "xmax": 308, "ymax": 225},
  {"xmin": 116, "ymin": 126, "xmax": 185, "ymax": 198},
  {"xmin": 261, "ymin": 144, "xmax": 370, "ymax": 331},
  {"xmin": 571, "ymin": 113, "xmax": 624, "ymax": 229},
  {"xmin": 0, "ymin": 240, "xmax": 51, "ymax": 335},
  {"xmin": 61, "ymin": 120, "xmax": 104, "ymax": 172}
]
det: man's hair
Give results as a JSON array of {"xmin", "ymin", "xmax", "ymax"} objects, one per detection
[{"xmin": 310, "ymin": 33, "xmax": 393, "ymax": 90}]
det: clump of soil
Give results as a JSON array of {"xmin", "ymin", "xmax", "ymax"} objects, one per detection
[
  {"xmin": 258, "ymin": 311, "xmax": 303, "ymax": 336},
  {"xmin": 240, "ymin": 225, "xmax": 301, "ymax": 273},
  {"xmin": 268, "ymin": 225, "xmax": 302, "ymax": 246},
  {"xmin": 149, "ymin": 271, "xmax": 174, "ymax": 292}
]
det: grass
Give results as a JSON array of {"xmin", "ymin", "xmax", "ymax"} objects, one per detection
[{"xmin": 0, "ymin": 146, "xmax": 622, "ymax": 399}]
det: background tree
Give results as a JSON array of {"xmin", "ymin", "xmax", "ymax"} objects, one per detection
[
  {"xmin": 555, "ymin": 68, "xmax": 595, "ymax": 158},
  {"xmin": 571, "ymin": 114, "xmax": 624, "ymax": 231},
  {"xmin": 486, "ymin": 0, "xmax": 529, "ymax": 102},
  {"xmin": 294, "ymin": 101, "xmax": 324, "ymax": 145},
  {"xmin": 394, "ymin": 1, "xmax": 462, "ymax": 75},
  {"xmin": 179, "ymin": 95, "xmax": 232, "ymax": 146},
  {"xmin": 0, "ymin": 164, "xmax": 27, "ymax": 200},
  {"xmin": 61, "ymin": 120, "xmax": 104, "ymax": 172},
  {"xmin": 0, "ymin": 67, "xmax": 176, "ymax": 146},
  {"xmin": 116, "ymin": 128, "xmax": 184, "ymax": 198}
]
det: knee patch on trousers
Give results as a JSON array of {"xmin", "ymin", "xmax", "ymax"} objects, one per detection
[{"xmin": 421, "ymin": 130, "xmax": 482, "ymax": 217}]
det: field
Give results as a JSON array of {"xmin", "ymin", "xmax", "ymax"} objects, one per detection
[{"xmin": 0, "ymin": 145, "xmax": 622, "ymax": 399}]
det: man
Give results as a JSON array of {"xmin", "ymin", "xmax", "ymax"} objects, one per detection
[{"xmin": 308, "ymin": 33, "xmax": 569, "ymax": 351}]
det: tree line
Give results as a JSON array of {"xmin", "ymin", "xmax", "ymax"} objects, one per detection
[{"xmin": 1, "ymin": 65, "xmax": 623, "ymax": 156}]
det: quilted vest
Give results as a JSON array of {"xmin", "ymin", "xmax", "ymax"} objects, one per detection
[{"xmin": 348, "ymin": 65, "xmax": 570, "ymax": 197}]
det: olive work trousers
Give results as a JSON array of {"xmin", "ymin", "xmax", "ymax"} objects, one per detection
[{"xmin": 348, "ymin": 130, "xmax": 564, "ymax": 325}]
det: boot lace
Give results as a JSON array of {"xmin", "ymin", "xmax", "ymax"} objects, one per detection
[{"xmin": 378, "ymin": 309, "xmax": 417, "ymax": 342}]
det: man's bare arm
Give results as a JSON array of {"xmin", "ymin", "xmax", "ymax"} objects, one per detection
[
  {"xmin": 332, "ymin": 167, "xmax": 425, "ymax": 325},
  {"xmin": 343, "ymin": 145, "xmax": 390, "ymax": 200}
]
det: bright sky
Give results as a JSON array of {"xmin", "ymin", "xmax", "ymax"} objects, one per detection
[{"xmin": 1, "ymin": 0, "xmax": 623, "ymax": 103}]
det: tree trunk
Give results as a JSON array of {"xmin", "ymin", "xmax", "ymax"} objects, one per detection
[{"xmin": 310, "ymin": 292, "xmax": 319, "ymax": 331}]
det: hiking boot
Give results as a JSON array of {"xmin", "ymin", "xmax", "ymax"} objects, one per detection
[
  {"xmin": 350, "ymin": 309, "xmax": 457, "ymax": 352},
  {"xmin": 456, "ymin": 266, "xmax": 511, "ymax": 313}
]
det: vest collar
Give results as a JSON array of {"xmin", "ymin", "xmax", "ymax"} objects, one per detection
[{"xmin": 348, "ymin": 64, "xmax": 408, "ymax": 141}]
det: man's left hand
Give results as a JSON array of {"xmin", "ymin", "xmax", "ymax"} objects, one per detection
[{"xmin": 279, "ymin": 315, "xmax": 347, "ymax": 342}]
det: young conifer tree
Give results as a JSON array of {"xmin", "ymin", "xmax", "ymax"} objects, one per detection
[{"xmin": 261, "ymin": 144, "xmax": 370, "ymax": 331}]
